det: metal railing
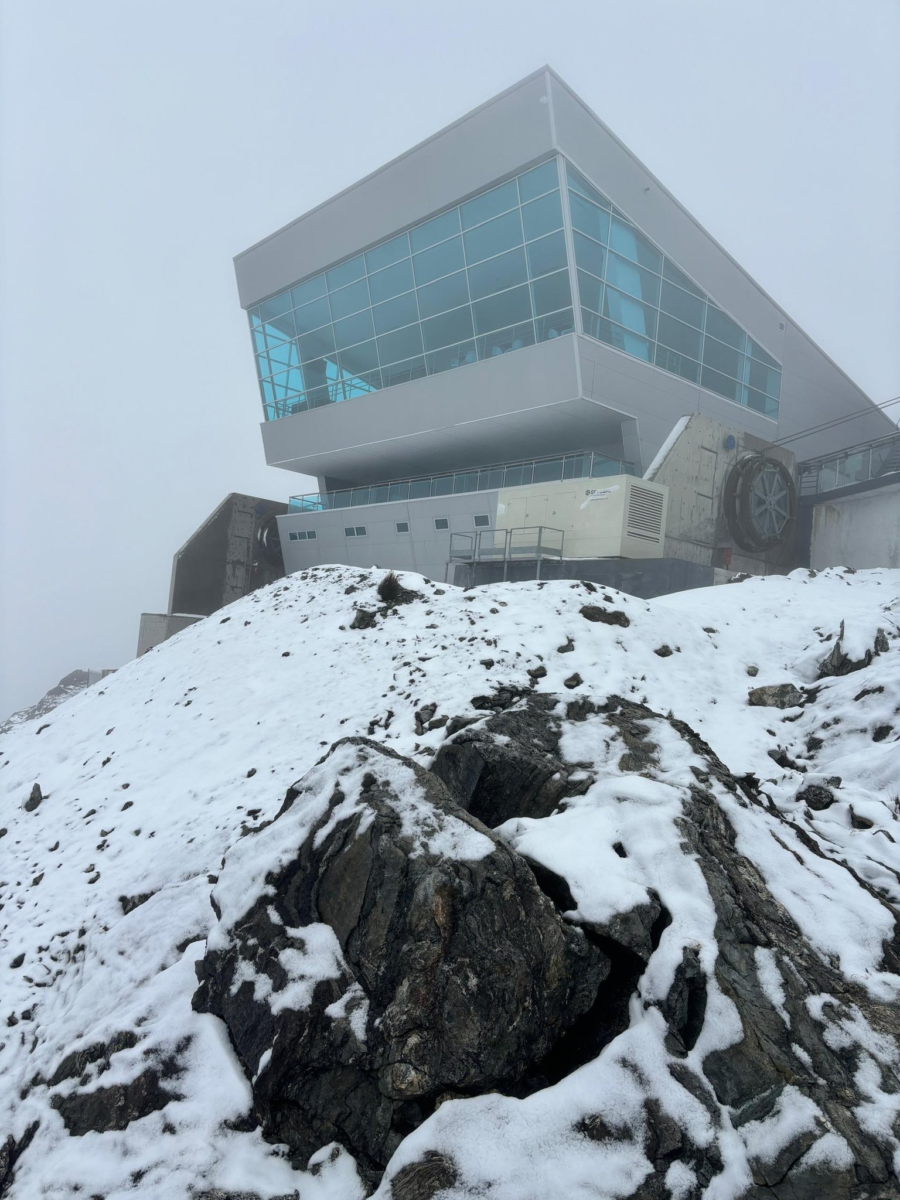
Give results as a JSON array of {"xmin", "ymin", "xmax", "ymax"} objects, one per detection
[
  {"xmin": 288, "ymin": 451, "xmax": 634, "ymax": 513},
  {"xmin": 798, "ymin": 432, "xmax": 900, "ymax": 498},
  {"xmin": 449, "ymin": 526, "xmax": 565, "ymax": 563}
]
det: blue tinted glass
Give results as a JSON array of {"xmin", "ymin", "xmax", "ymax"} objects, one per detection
[
  {"xmin": 659, "ymin": 280, "xmax": 704, "ymax": 329},
  {"xmin": 249, "ymin": 308, "xmax": 263, "ymax": 328},
  {"xmin": 269, "ymin": 340, "xmax": 299, "ymax": 367},
  {"xmin": 262, "ymin": 311, "xmax": 296, "ymax": 342},
  {"xmin": 463, "ymin": 209, "xmax": 523, "ymax": 265},
  {"xmin": 472, "ymin": 284, "xmax": 532, "ymax": 334},
  {"xmin": 521, "ymin": 190, "xmax": 563, "ymax": 241},
  {"xmin": 291, "ymin": 276, "xmax": 326, "ymax": 308},
  {"xmin": 662, "ymin": 260, "xmax": 704, "ymax": 299},
  {"xmin": 609, "ymin": 219, "xmax": 661, "ymax": 273},
  {"xmin": 421, "ymin": 305, "xmax": 475, "ymax": 351},
  {"xmin": 705, "ymin": 307, "xmax": 745, "ymax": 351},
  {"xmin": 527, "ymin": 230, "xmax": 567, "ymax": 279},
  {"xmin": 326, "ymin": 255, "xmax": 365, "ymax": 291},
  {"xmin": 372, "ymin": 291, "xmax": 419, "ymax": 334},
  {"xmin": 413, "ymin": 236, "xmax": 465, "ymax": 285},
  {"xmin": 339, "ymin": 340, "xmax": 379, "ymax": 376},
  {"xmin": 533, "ymin": 458, "xmax": 564, "ymax": 483},
  {"xmin": 477, "ymin": 321, "xmax": 535, "ymax": 358},
  {"xmin": 573, "ymin": 231, "xmax": 605, "ymax": 279},
  {"xmin": 258, "ymin": 292, "xmax": 292, "ymax": 322},
  {"xmin": 566, "ymin": 165, "xmax": 611, "ymax": 208},
  {"xmin": 518, "ymin": 159, "xmax": 559, "ymax": 203},
  {"xmin": 655, "ymin": 344, "xmax": 701, "ymax": 384},
  {"xmin": 333, "ymin": 309, "xmax": 374, "ymax": 350},
  {"xmin": 467, "ymin": 247, "xmax": 527, "ymax": 301},
  {"xmin": 329, "ymin": 278, "xmax": 370, "ymax": 320},
  {"xmin": 531, "ymin": 270, "xmax": 571, "ymax": 317},
  {"xmin": 657, "ymin": 314, "xmax": 702, "ymax": 360},
  {"xmin": 703, "ymin": 336, "xmax": 744, "ymax": 380},
  {"xmin": 255, "ymin": 352, "xmax": 270, "ymax": 378},
  {"xmin": 701, "ymin": 365, "xmax": 742, "ymax": 402},
  {"xmin": 293, "ymin": 296, "xmax": 331, "ymax": 335},
  {"xmin": 410, "ymin": 208, "xmax": 460, "ymax": 252},
  {"xmin": 603, "ymin": 286, "xmax": 658, "ymax": 339},
  {"xmin": 252, "ymin": 328, "xmax": 268, "ymax": 353},
  {"xmin": 748, "ymin": 357, "xmax": 781, "ymax": 398},
  {"xmin": 569, "ymin": 192, "xmax": 609, "ymax": 244},
  {"xmin": 377, "ymin": 323, "xmax": 424, "ymax": 365},
  {"xmin": 748, "ymin": 338, "xmax": 780, "ymax": 370},
  {"xmin": 606, "ymin": 251, "xmax": 660, "ymax": 305},
  {"xmin": 746, "ymin": 387, "xmax": 778, "ymax": 417},
  {"xmin": 416, "ymin": 270, "xmax": 469, "ymax": 318},
  {"xmin": 297, "ymin": 325, "xmax": 335, "ymax": 362},
  {"xmin": 536, "ymin": 309, "xmax": 574, "ymax": 341},
  {"xmin": 365, "ymin": 233, "xmax": 410, "ymax": 273},
  {"xmin": 577, "ymin": 269, "xmax": 603, "ymax": 313},
  {"xmin": 427, "ymin": 341, "xmax": 477, "ymax": 373},
  {"xmin": 409, "ymin": 478, "xmax": 431, "ymax": 498},
  {"xmin": 368, "ymin": 257, "xmax": 414, "ymax": 303},
  {"xmin": 382, "ymin": 356, "xmax": 426, "ymax": 386},
  {"xmin": 588, "ymin": 313, "xmax": 653, "ymax": 361},
  {"xmin": 461, "ymin": 179, "xmax": 518, "ymax": 229}
]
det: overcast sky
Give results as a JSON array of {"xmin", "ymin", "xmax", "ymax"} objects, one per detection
[{"xmin": 1, "ymin": 0, "xmax": 898, "ymax": 717}]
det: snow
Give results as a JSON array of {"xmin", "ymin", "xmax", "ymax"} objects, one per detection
[{"xmin": 1, "ymin": 563, "xmax": 899, "ymax": 1197}]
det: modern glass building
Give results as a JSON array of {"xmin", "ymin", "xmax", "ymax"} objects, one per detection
[{"xmin": 234, "ymin": 68, "xmax": 893, "ymax": 582}]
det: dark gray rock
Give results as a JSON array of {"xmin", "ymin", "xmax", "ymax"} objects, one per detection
[
  {"xmin": 194, "ymin": 739, "xmax": 607, "ymax": 1182},
  {"xmin": 0, "ymin": 1122, "xmax": 38, "ymax": 1198},
  {"xmin": 389, "ymin": 1151, "xmax": 458, "ymax": 1199},
  {"xmin": 580, "ymin": 604, "xmax": 630, "ymax": 627},
  {"xmin": 798, "ymin": 783, "xmax": 836, "ymax": 811},
  {"xmin": 748, "ymin": 683, "xmax": 805, "ymax": 709},
  {"xmin": 50, "ymin": 1067, "xmax": 181, "ymax": 1135},
  {"xmin": 23, "ymin": 783, "xmax": 42, "ymax": 812},
  {"xmin": 818, "ymin": 622, "xmax": 890, "ymax": 679}
]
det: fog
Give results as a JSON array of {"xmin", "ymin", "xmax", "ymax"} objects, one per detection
[{"xmin": 1, "ymin": 0, "xmax": 898, "ymax": 716}]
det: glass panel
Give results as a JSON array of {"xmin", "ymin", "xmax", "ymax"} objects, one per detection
[
  {"xmin": 453, "ymin": 471, "xmax": 480, "ymax": 493},
  {"xmin": 413, "ymin": 236, "xmax": 465, "ymax": 285},
  {"xmin": 377, "ymin": 324, "xmax": 424, "ymax": 365},
  {"xmin": 603, "ymin": 286, "xmax": 658, "ymax": 339},
  {"xmin": 372, "ymin": 291, "xmax": 419, "ymax": 334},
  {"xmin": 258, "ymin": 292, "xmax": 293, "ymax": 322},
  {"xmin": 382, "ymin": 356, "xmax": 426, "ymax": 386},
  {"xmin": 421, "ymin": 305, "xmax": 474, "ymax": 351},
  {"xmin": 504, "ymin": 463, "xmax": 530, "ymax": 486},
  {"xmin": 655, "ymin": 344, "xmax": 701, "ymax": 384},
  {"xmin": 478, "ymin": 467, "xmax": 506, "ymax": 489},
  {"xmin": 293, "ymin": 296, "xmax": 331, "ymax": 335},
  {"xmin": 748, "ymin": 337, "xmax": 780, "ymax": 370},
  {"xmin": 657, "ymin": 313, "xmax": 702, "ymax": 360},
  {"xmin": 298, "ymin": 325, "xmax": 336, "ymax": 363},
  {"xmin": 747, "ymin": 356, "xmax": 781, "ymax": 399},
  {"xmin": 531, "ymin": 270, "xmax": 572, "ymax": 317},
  {"xmin": 368, "ymin": 257, "xmax": 415, "ymax": 304},
  {"xmin": 703, "ymin": 336, "xmax": 744, "ymax": 380},
  {"xmin": 463, "ymin": 209, "xmax": 523, "ymax": 265},
  {"xmin": 326, "ymin": 255, "xmax": 365, "ymax": 291},
  {"xmin": 746, "ymin": 386, "xmax": 778, "ymax": 417},
  {"xmin": 609, "ymin": 218, "xmax": 661, "ymax": 273},
  {"xmin": 659, "ymin": 280, "xmax": 705, "ymax": 329},
  {"xmin": 700, "ymin": 365, "xmax": 742, "ymax": 402},
  {"xmin": 410, "ymin": 208, "xmax": 460, "ymax": 252},
  {"xmin": 472, "ymin": 284, "xmax": 532, "ymax": 334},
  {"xmin": 569, "ymin": 192, "xmax": 610, "ymax": 244},
  {"xmin": 350, "ymin": 489, "xmax": 369, "ymax": 507},
  {"xmin": 536, "ymin": 308, "xmax": 574, "ymax": 341},
  {"xmin": 329, "ymin": 277, "xmax": 370, "ymax": 320},
  {"xmin": 533, "ymin": 457, "xmax": 563, "ymax": 483},
  {"xmin": 365, "ymin": 233, "xmax": 409, "ymax": 273},
  {"xmin": 467, "ymin": 247, "xmax": 528, "ymax": 300},
  {"xmin": 662, "ymin": 260, "xmax": 704, "ymax": 299},
  {"xmin": 409, "ymin": 478, "xmax": 431, "ymax": 499},
  {"xmin": 432, "ymin": 475, "xmax": 454, "ymax": 496},
  {"xmin": 573, "ymin": 231, "xmax": 605, "ymax": 279},
  {"xmin": 389, "ymin": 482, "xmax": 410, "ymax": 501},
  {"xmin": 417, "ymin": 270, "xmax": 469, "ymax": 319},
  {"xmin": 576, "ymin": 269, "xmax": 603, "ymax": 313},
  {"xmin": 369, "ymin": 485, "xmax": 389, "ymax": 504},
  {"xmin": 521, "ymin": 190, "xmax": 563, "ymax": 241},
  {"xmin": 291, "ymin": 276, "xmax": 327, "ymax": 308},
  {"xmin": 566, "ymin": 164, "xmax": 610, "ymax": 208},
  {"xmin": 461, "ymin": 179, "xmax": 518, "ymax": 229},
  {"xmin": 477, "ymin": 321, "xmax": 535, "ymax": 358},
  {"xmin": 585, "ymin": 311, "xmax": 652, "ymax": 361},
  {"xmin": 705, "ymin": 306, "xmax": 745, "ymax": 350},
  {"xmin": 526, "ymin": 230, "xmax": 567, "ymax": 278},
  {"xmin": 333, "ymin": 309, "xmax": 374, "ymax": 350},
  {"xmin": 606, "ymin": 251, "xmax": 660, "ymax": 305},
  {"xmin": 338, "ymin": 340, "xmax": 379, "ymax": 376},
  {"xmin": 563, "ymin": 454, "xmax": 591, "ymax": 479},
  {"xmin": 255, "ymin": 353, "xmax": 271, "ymax": 378},
  {"xmin": 426, "ymin": 340, "xmax": 477, "ymax": 373},
  {"xmin": 519, "ymin": 159, "xmax": 560, "ymax": 203},
  {"xmin": 268, "ymin": 340, "xmax": 299, "ymax": 367}
]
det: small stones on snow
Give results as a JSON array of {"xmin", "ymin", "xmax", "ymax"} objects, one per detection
[
  {"xmin": 873, "ymin": 725, "xmax": 893, "ymax": 742},
  {"xmin": 557, "ymin": 637, "xmax": 575, "ymax": 653},
  {"xmin": 23, "ymin": 784, "xmax": 42, "ymax": 812},
  {"xmin": 580, "ymin": 605, "xmax": 630, "ymax": 628},
  {"xmin": 246, "ymin": 768, "xmax": 257, "ymax": 778},
  {"xmin": 748, "ymin": 684, "xmax": 805, "ymax": 710},
  {"xmin": 10, "ymin": 954, "xmax": 24, "ymax": 969},
  {"xmin": 564, "ymin": 673, "xmax": 583, "ymax": 690},
  {"xmin": 746, "ymin": 665, "xmax": 759, "ymax": 677},
  {"xmin": 797, "ymin": 784, "xmax": 836, "ymax": 811},
  {"xmin": 654, "ymin": 645, "xmax": 674, "ymax": 658},
  {"xmin": 527, "ymin": 665, "xmax": 548, "ymax": 680},
  {"xmin": 849, "ymin": 807, "xmax": 874, "ymax": 830}
]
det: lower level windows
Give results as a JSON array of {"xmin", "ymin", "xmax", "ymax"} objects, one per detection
[
  {"xmin": 434, "ymin": 517, "xmax": 450, "ymax": 530},
  {"xmin": 473, "ymin": 514, "xmax": 490, "ymax": 527},
  {"xmin": 345, "ymin": 525, "xmax": 367, "ymax": 537},
  {"xmin": 288, "ymin": 529, "xmax": 317, "ymax": 541},
  {"xmin": 396, "ymin": 521, "xmax": 410, "ymax": 533}
]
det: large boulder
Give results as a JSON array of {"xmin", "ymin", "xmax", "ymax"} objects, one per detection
[{"xmin": 193, "ymin": 738, "xmax": 606, "ymax": 1185}]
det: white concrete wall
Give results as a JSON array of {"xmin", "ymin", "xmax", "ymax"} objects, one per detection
[{"xmin": 811, "ymin": 484, "xmax": 900, "ymax": 570}]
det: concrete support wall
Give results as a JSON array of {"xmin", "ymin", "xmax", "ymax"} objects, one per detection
[{"xmin": 810, "ymin": 484, "xmax": 900, "ymax": 570}]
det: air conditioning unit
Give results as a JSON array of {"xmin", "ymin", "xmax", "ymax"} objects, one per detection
[{"xmin": 495, "ymin": 475, "xmax": 668, "ymax": 559}]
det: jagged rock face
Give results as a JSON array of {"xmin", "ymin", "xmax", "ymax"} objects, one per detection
[{"xmin": 193, "ymin": 739, "xmax": 606, "ymax": 1181}]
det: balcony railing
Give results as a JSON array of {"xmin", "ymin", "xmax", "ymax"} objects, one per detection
[
  {"xmin": 798, "ymin": 432, "xmax": 900, "ymax": 497},
  {"xmin": 449, "ymin": 526, "xmax": 565, "ymax": 563},
  {"xmin": 288, "ymin": 450, "xmax": 634, "ymax": 512}
]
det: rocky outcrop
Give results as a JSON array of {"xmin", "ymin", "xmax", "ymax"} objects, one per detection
[
  {"xmin": 748, "ymin": 683, "xmax": 805, "ymax": 709},
  {"xmin": 193, "ymin": 739, "xmax": 606, "ymax": 1185},
  {"xmin": 817, "ymin": 621, "xmax": 890, "ymax": 679}
]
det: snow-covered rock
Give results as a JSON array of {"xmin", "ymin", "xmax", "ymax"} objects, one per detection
[{"xmin": 0, "ymin": 564, "xmax": 898, "ymax": 1199}]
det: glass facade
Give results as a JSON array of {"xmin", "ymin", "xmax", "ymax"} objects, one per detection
[
  {"xmin": 249, "ymin": 159, "xmax": 573, "ymax": 420},
  {"xmin": 248, "ymin": 155, "xmax": 781, "ymax": 422},
  {"xmin": 566, "ymin": 164, "xmax": 781, "ymax": 418}
]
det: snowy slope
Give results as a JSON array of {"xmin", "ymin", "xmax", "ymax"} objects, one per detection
[{"xmin": 1, "ymin": 565, "xmax": 899, "ymax": 1198}]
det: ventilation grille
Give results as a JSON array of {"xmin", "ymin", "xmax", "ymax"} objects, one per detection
[{"xmin": 626, "ymin": 484, "xmax": 665, "ymax": 542}]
